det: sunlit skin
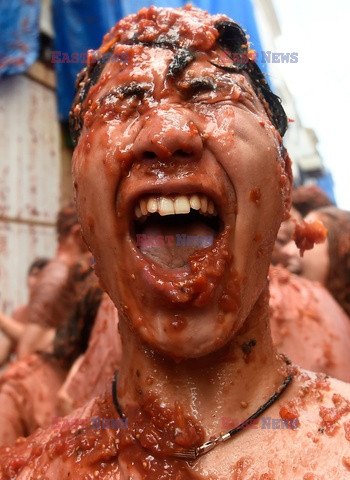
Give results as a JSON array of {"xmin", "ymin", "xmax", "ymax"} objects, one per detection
[{"xmin": 1, "ymin": 7, "xmax": 350, "ymax": 479}]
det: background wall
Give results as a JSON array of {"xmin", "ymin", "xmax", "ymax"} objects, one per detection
[{"xmin": 0, "ymin": 74, "xmax": 60, "ymax": 313}]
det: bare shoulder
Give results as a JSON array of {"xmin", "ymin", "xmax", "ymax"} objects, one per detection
[
  {"xmin": 269, "ymin": 367, "xmax": 350, "ymax": 477},
  {"xmin": 202, "ymin": 367, "xmax": 350, "ymax": 480},
  {"xmin": 291, "ymin": 367, "xmax": 350, "ymax": 426},
  {"xmin": 0, "ymin": 395, "xmax": 121, "ymax": 480}
]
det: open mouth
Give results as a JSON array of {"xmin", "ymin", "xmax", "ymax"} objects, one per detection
[{"xmin": 132, "ymin": 194, "xmax": 223, "ymax": 269}]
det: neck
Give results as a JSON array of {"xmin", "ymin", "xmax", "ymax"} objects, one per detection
[{"xmin": 117, "ymin": 287, "xmax": 285, "ymax": 438}]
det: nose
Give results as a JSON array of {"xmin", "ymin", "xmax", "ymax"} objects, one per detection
[{"xmin": 132, "ymin": 107, "xmax": 203, "ymax": 163}]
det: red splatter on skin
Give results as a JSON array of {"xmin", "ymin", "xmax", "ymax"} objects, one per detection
[
  {"xmin": 218, "ymin": 263, "xmax": 241, "ymax": 313},
  {"xmin": 254, "ymin": 233, "xmax": 262, "ymax": 243},
  {"xmin": 140, "ymin": 228, "xmax": 236, "ymax": 309},
  {"xmin": 342, "ymin": 457, "xmax": 350, "ymax": 471},
  {"xmin": 170, "ymin": 315, "xmax": 188, "ymax": 332},
  {"xmin": 249, "ymin": 188, "xmax": 261, "ymax": 206},
  {"xmin": 296, "ymin": 372, "xmax": 331, "ymax": 405},
  {"xmin": 279, "ymin": 402, "xmax": 299, "ymax": 423},
  {"xmin": 0, "ymin": 392, "xmax": 206, "ymax": 480},
  {"xmin": 314, "ymin": 373, "xmax": 331, "ymax": 392},
  {"xmin": 319, "ymin": 394, "xmax": 350, "ymax": 436},
  {"xmin": 293, "ymin": 219, "xmax": 327, "ymax": 257},
  {"xmin": 319, "ymin": 406, "xmax": 341, "ymax": 422},
  {"xmin": 100, "ymin": 5, "xmax": 221, "ymax": 54},
  {"xmin": 231, "ymin": 457, "xmax": 253, "ymax": 479},
  {"xmin": 332, "ymin": 393, "xmax": 350, "ymax": 414},
  {"xmin": 343, "ymin": 421, "xmax": 350, "ymax": 441}
]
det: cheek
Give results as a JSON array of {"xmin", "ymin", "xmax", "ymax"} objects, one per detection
[
  {"xmin": 72, "ymin": 129, "xmax": 122, "ymax": 252},
  {"xmin": 201, "ymin": 107, "xmax": 284, "ymax": 264},
  {"xmin": 237, "ymin": 122, "xmax": 283, "ymax": 226},
  {"xmin": 27, "ymin": 276, "xmax": 36, "ymax": 290},
  {"xmin": 199, "ymin": 104, "xmax": 236, "ymax": 155},
  {"xmin": 226, "ymin": 120, "xmax": 283, "ymax": 231},
  {"xmin": 301, "ymin": 240, "xmax": 330, "ymax": 283}
]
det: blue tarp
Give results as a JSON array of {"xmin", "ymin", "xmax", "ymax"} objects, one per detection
[
  {"xmin": 53, "ymin": 0, "xmax": 123, "ymax": 121},
  {"xmin": 53, "ymin": 0, "xmax": 263, "ymax": 121},
  {"xmin": 0, "ymin": 1, "xmax": 40, "ymax": 77},
  {"xmin": 317, "ymin": 171, "xmax": 336, "ymax": 205}
]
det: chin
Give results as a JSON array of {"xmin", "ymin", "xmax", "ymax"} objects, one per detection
[{"xmin": 116, "ymin": 293, "xmax": 245, "ymax": 360}]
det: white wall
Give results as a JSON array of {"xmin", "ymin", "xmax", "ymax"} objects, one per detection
[{"xmin": 0, "ymin": 75, "xmax": 60, "ymax": 313}]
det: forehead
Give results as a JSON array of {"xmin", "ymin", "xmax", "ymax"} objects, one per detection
[{"xmin": 87, "ymin": 45, "xmax": 255, "ymax": 98}]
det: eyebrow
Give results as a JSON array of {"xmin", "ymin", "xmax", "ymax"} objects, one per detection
[
  {"xmin": 99, "ymin": 82, "xmax": 149, "ymax": 103},
  {"xmin": 167, "ymin": 48, "xmax": 196, "ymax": 77}
]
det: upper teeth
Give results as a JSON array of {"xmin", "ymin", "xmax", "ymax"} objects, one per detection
[{"xmin": 134, "ymin": 194, "xmax": 217, "ymax": 218}]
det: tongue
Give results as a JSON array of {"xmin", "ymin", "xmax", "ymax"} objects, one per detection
[{"xmin": 138, "ymin": 220, "xmax": 215, "ymax": 269}]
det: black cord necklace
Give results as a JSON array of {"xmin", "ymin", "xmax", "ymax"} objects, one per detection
[
  {"xmin": 112, "ymin": 372, "xmax": 126, "ymax": 420},
  {"xmin": 112, "ymin": 356, "xmax": 293, "ymax": 460}
]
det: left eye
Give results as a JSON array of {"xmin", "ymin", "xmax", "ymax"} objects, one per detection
[{"xmin": 180, "ymin": 79, "xmax": 215, "ymax": 98}]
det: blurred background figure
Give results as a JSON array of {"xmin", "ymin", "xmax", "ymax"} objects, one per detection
[
  {"xmin": 57, "ymin": 293, "xmax": 122, "ymax": 416},
  {"xmin": 280, "ymin": 206, "xmax": 350, "ymax": 317},
  {"xmin": 271, "ymin": 185, "xmax": 333, "ymax": 267},
  {"xmin": 0, "ymin": 258, "xmax": 49, "ymax": 369},
  {"xmin": 270, "ymin": 187, "xmax": 350, "ymax": 378},
  {"xmin": 269, "ymin": 264, "xmax": 350, "ymax": 382},
  {"xmin": 15, "ymin": 203, "xmax": 91, "ymax": 360},
  {"xmin": 0, "ymin": 272, "xmax": 103, "ymax": 446},
  {"xmin": 0, "ymin": 199, "xmax": 123, "ymax": 446}
]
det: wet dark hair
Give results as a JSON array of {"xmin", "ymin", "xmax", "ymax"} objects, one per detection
[
  {"xmin": 52, "ymin": 265, "xmax": 103, "ymax": 370},
  {"xmin": 56, "ymin": 203, "xmax": 79, "ymax": 242},
  {"xmin": 292, "ymin": 185, "xmax": 333, "ymax": 217},
  {"xmin": 69, "ymin": 15, "xmax": 287, "ymax": 146},
  {"xmin": 27, "ymin": 257, "xmax": 50, "ymax": 276},
  {"xmin": 214, "ymin": 21, "xmax": 287, "ymax": 136}
]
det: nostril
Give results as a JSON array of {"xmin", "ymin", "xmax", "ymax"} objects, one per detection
[
  {"xmin": 143, "ymin": 151, "xmax": 157, "ymax": 160},
  {"xmin": 174, "ymin": 149, "xmax": 191, "ymax": 157}
]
